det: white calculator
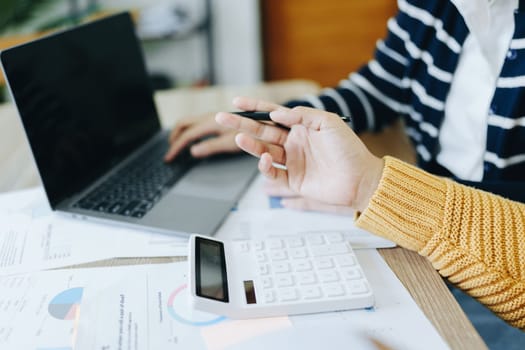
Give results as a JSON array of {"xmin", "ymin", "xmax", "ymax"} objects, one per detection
[{"xmin": 188, "ymin": 233, "xmax": 374, "ymax": 319}]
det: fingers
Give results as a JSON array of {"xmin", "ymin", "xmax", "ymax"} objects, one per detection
[
  {"xmin": 232, "ymin": 96, "xmax": 282, "ymax": 112},
  {"xmin": 235, "ymin": 133, "xmax": 286, "ymax": 165},
  {"xmin": 165, "ymin": 119, "xmax": 223, "ymax": 161},
  {"xmin": 169, "ymin": 119, "xmax": 192, "ymax": 144},
  {"xmin": 165, "ymin": 96, "xmax": 290, "ymax": 162},
  {"xmin": 258, "ymin": 152, "xmax": 288, "ymax": 184},
  {"xmin": 216, "ymin": 112, "xmax": 289, "ymax": 147}
]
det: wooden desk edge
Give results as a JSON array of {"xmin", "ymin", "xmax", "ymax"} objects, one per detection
[{"xmin": 378, "ymin": 248, "xmax": 488, "ymax": 350}]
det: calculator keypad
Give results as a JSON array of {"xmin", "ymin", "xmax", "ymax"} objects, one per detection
[{"xmin": 234, "ymin": 233, "xmax": 372, "ymax": 306}]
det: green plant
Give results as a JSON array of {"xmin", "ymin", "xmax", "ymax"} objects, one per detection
[{"xmin": 0, "ymin": 0, "xmax": 57, "ymax": 34}]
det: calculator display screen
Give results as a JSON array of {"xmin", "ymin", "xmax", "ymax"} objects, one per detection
[{"xmin": 195, "ymin": 237, "xmax": 229, "ymax": 302}]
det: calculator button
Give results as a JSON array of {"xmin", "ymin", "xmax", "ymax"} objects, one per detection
[
  {"xmin": 301, "ymin": 286, "xmax": 322, "ymax": 300},
  {"xmin": 318, "ymin": 270, "xmax": 340, "ymax": 283},
  {"xmin": 270, "ymin": 250, "xmax": 288, "ymax": 261},
  {"xmin": 268, "ymin": 238, "xmax": 284, "ymax": 250},
  {"xmin": 335, "ymin": 255, "xmax": 356, "ymax": 267},
  {"xmin": 292, "ymin": 259, "xmax": 313, "ymax": 272},
  {"xmin": 311, "ymin": 243, "xmax": 349, "ymax": 257},
  {"xmin": 236, "ymin": 235, "xmax": 374, "ymax": 312},
  {"xmin": 325, "ymin": 232, "xmax": 344, "ymax": 243},
  {"xmin": 258, "ymin": 264, "xmax": 270, "ymax": 275},
  {"xmin": 256, "ymin": 252, "xmax": 268, "ymax": 263},
  {"xmin": 342, "ymin": 268, "xmax": 362, "ymax": 280},
  {"xmin": 275, "ymin": 275, "xmax": 294, "ymax": 288},
  {"xmin": 264, "ymin": 290, "xmax": 276, "ymax": 303},
  {"xmin": 297, "ymin": 272, "xmax": 317, "ymax": 285},
  {"xmin": 273, "ymin": 262, "xmax": 291, "ymax": 274},
  {"xmin": 261, "ymin": 277, "xmax": 273, "ymax": 289},
  {"xmin": 348, "ymin": 281, "xmax": 370, "ymax": 295},
  {"xmin": 286, "ymin": 237, "xmax": 305, "ymax": 248},
  {"xmin": 305, "ymin": 233, "xmax": 325, "ymax": 245},
  {"xmin": 237, "ymin": 241, "xmax": 250, "ymax": 252},
  {"xmin": 289, "ymin": 248, "xmax": 308, "ymax": 259},
  {"xmin": 314, "ymin": 257, "xmax": 334, "ymax": 270},
  {"xmin": 323, "ymin": 284, "xmax": 345, "ymax": 297},
  {"xmin": 278, "ymin": 288, "xmax": 299, "ymax": 302}
]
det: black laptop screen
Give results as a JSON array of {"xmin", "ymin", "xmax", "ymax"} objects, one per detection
[{"xmin": 1, "ymin": 13, "xmax": 161, "ymax": 208}]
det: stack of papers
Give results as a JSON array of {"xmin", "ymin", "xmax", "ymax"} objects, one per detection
[
  {"xmin": 0, "ymin": 176, "xmax": 450, "ymax": 350},
  {"xmin": 0, "ymin": 187, "xmax": 189, "ymax": 276},
  {"xmin": 0, "ymin": 253, "xmax": 449, "ymax": 350}
]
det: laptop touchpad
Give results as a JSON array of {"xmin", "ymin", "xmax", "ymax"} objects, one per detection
[
  {"xmin": 143, "ymin": 193, "xmax": 230, "ymax": 235},
  {"xmin": 171, "ymin": 155, "xmax": 257, "ymax": 201}
]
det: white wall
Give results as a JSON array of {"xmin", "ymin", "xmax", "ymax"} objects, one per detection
[{"xmin": 210, "ymin": 0, "xmax": 262, "ymax": 85}]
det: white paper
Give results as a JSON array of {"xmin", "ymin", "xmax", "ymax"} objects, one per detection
[
  {"xmin": 113, "ymin": 227, "xmax": 188, "ymax": 258},
  {"xmin": 235, "ymin": 175, "xmax": 284, "ymax": 210},
  {"xmin": 231, "ymin": 175, "xmax": 395, "ymax": 249},
  {"xmin": 0, "ymin": 266, "xmax": 122, "ymax": 350},
  {"xmin": 0, "ymin": 188, "xmax": 188, "ymax": 275},
  {"xmin": 215, "ymin": 210, "xmax": 395, "ymax": 249},
  {"xmin": 0, "ymin": 188, "xmax": 118, "ymax": 275},
  {"xmin": 75, "ymin": 251, "xmax": 449, "ymax": 350}
]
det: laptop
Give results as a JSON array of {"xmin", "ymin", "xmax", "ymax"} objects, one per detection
[{"xmin": 0, "ymin": 12, "xmax": 258, "ymax": 237}]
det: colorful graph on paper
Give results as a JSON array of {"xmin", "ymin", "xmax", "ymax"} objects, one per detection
[
  {"xmin": 167, "ymin": 284, "xmax": 226, "ymax": 326},
  {"xmin": 48, "ymin": 287, "xmax": 83, "ymax": 320}
]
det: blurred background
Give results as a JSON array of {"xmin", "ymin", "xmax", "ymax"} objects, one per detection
[{"xmin": 0, "ymin": 0, "xmax": 395, "ymax": 102}]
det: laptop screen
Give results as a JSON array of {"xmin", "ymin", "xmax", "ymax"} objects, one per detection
[{"xmin": 1, "ymin": 13, "xmax": 161, "ymax": 208}]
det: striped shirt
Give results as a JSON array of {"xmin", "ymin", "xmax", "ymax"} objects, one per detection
[{"xmin": 285, "ymin": 0, "xmax": 525, "ymax": 202}]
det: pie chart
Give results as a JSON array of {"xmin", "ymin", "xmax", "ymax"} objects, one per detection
[
  {"xmin": 48, "ymin": 287, "xmax": 83, "ymax": 320},
  {"xmin": 167, "ymin": 284, "xmax": 226, "ymax": 326}
]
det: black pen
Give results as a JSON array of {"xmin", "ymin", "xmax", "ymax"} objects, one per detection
[{"xmin": 234, "ymin": 111, "xmax": 352, "ymax": 125}]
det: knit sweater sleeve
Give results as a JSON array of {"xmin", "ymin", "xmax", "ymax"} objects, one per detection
[{"xmin": 355, "ymin": 156, "xmax": 525, "ymax": 329}]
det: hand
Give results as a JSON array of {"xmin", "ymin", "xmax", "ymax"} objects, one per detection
[
  {"xmin": 215, "ymin": 97, "xmax": 384, "ymax": 212},
  {"xmin": 164, "ymin": 113, "xmax": 240, "ymax": 162}
]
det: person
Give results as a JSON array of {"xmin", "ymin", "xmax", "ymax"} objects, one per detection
[
  {"xmin": 214, "ymin": 97, "xmax": 525, "ymax": 331},
  {"xmin": 164, "ymin": 0, "xmax": 525, "ymax": 344},
  {"xmin": 165, "ymin": 0, "xmax": 525, "ymax": 205}
]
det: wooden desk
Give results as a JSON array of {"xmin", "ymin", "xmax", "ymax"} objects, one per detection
[{"xmin": 0, "ymin": 80, "xmax": 487, "ymax": 349}]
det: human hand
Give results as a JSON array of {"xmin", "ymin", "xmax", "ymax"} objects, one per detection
[
  {"xmin": 216, "ymin": 97, "xmax": 384, "ymax": 212},
  {"xmin": 164, "ymin": 113, "xmax": 240, "ymax": 162}
]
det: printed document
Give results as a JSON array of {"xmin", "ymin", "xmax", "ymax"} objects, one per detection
[
  {"xmin": 0, "ymin": 188, "xmax": 188, "ymax": 275},
  {"xmin": 74, "ymin": 251, "xmax": 448, "ymax": 350}
]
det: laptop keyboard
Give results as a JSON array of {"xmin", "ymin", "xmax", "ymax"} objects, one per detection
[{"xmin": 73, "ymin": 140, "xmax": 197, "ymax": 218}]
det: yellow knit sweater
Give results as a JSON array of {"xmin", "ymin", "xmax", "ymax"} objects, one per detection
[{"xmin": 355, "ymin": 156, "xmax": 525, "ymax": 329}]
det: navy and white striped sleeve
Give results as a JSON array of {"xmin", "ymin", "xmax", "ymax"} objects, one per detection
[{"xmin": 284, "ymin": 4, "xmax": 410, "ymax": 134}]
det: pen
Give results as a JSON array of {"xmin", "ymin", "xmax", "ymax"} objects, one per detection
[{"xmin": 233, "ymin": 111, "xmax": 352, "ymax": 124}]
